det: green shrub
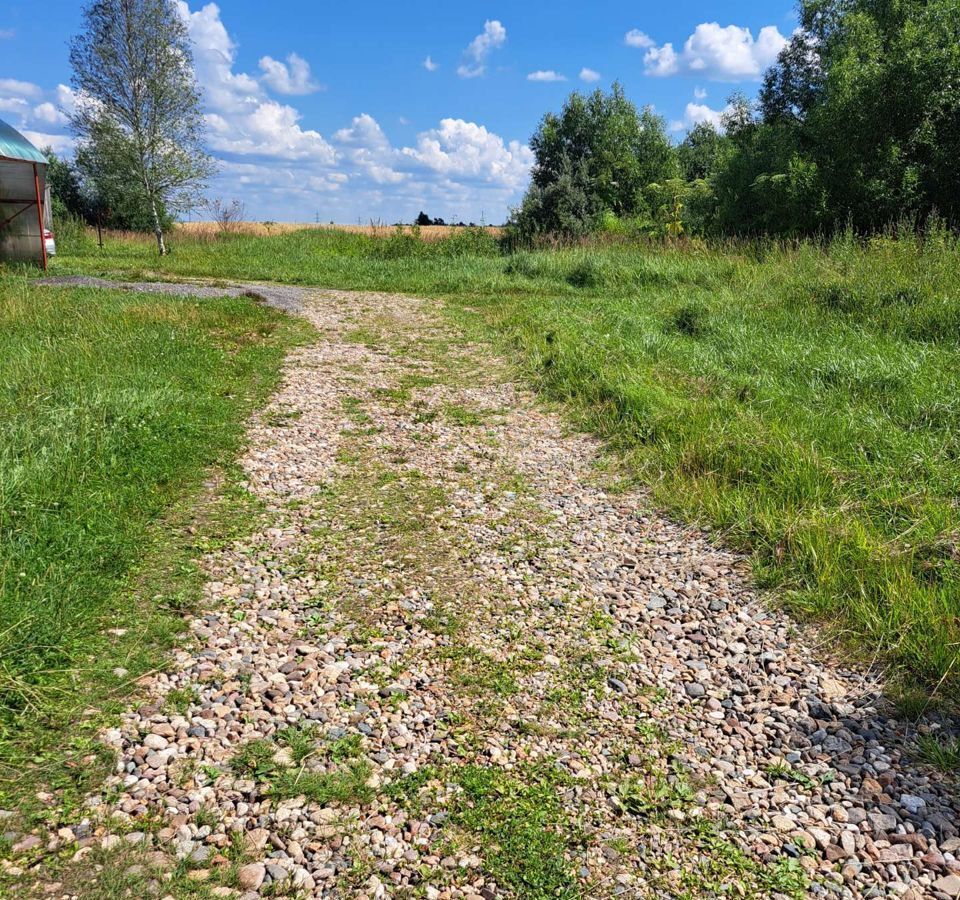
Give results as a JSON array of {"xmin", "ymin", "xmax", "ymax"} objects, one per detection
[
  {"xmin": 374, "ymin": 226, "xmax": 426, "ymax": 260},
  {"xmin": 436, "ymin": 227, "xmax": 501, "ymax": 258}
]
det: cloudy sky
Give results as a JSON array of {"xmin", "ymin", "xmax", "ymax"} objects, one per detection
[{"xmin": 0, "ymin": 1, "xmax": 795, "ymax": 223}]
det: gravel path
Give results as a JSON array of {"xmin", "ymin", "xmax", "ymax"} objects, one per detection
[
  {"xmin": 10, "ymin": 287, "xmax": 960, "ymax": 899},
  {"xmin": 36, "ymin": 275, "xmax": 308, "ymax": 313}
]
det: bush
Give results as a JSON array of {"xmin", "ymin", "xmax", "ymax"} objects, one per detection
[
  {"xmin": 436, "ymin": 227, "xmax": 501, "ymax": 258},
  {"xmin": 374, "ymin": 226, "xmax": 426, "ymax": 260}
]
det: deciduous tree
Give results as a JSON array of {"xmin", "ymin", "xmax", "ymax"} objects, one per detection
[{"xmin": 69, "ymin": 0, "xmax": 214, "ymax": 254}]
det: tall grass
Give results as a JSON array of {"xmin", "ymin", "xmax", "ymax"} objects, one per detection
[{"xmin": 47, "ymin": 224, "xmax": 960, "ymax": 704}]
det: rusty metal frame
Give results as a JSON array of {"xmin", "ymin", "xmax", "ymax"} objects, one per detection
[{"xmin": 33, "ymin": 162, "xmax": 47, "ymax": 269}]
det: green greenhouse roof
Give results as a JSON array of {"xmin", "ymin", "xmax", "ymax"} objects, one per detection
[{"xmin": 0, "ymin": 117, "xmax": 48, "ymax": 165}]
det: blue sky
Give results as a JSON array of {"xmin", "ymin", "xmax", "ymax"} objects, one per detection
[{"xmin": 0, "ymin": 1, "xmax": 796, "ymax": 223}]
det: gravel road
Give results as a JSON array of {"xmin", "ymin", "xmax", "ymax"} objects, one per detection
[
  {"xmin": 10, "ymin": 286, "xmax": 960, "ymax": 899},
  {"xmin": 36, "ymin": 275, "xmax": 308, "ymax": 313}
]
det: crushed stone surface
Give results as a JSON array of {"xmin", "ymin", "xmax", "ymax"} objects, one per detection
[{"xmin": 7, "ymin": 287, "xmax": 959, "ymax": 900}]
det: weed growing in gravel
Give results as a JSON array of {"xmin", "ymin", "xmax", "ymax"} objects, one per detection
[
  {"xmin": 611, "ymin": 764, "xmax": 695, "ymax": 819},
  {"xmin": 442, "ymin": 644, "xmax": 522, "ymax": 697},
  {"xmin": 764, "ymin": 761, "xmax": 819, "ymax": 790},
  {"xmin": 231, "ymin": 737, "xmax": 277, "ymax": 779},
  {"xmin": 383, "ymin": 765, "xmax": 440, "ymax": 808},
  {"xmin": 675, "ymin": 819, "xmax": 809, "ymax": 899},
  {"xmin": 276, "ymin": 722, "xmax": 321, "ymax": 764},
  {"xmin": 452, "ymin": 764, "xmax": 579, "ymax": 900},
  {"xmin": 193, "ymin": 806, "xmax": 220, "ymax": 829},
  {"xmin": 272, "ymin": 760, "xmax": 374, "ymax": 805},
  {"xmin": 916, "ymin": 733, "xmax": 960, "ymax": 772},
  {"xmin": 443, "ymin": 402, "xmax": 486, "ymax": 427},
  {"xmin": 262, "ymin": 405, "xmax": 303, "ymax": 428},
  {"xmin": 328, "ymin": 733, "xmax": 365, "ymax": 761},
  {"xmin": 231, "ymin": 726, "xmax": 373, "ymax": 805},
  {"xmin": 20, "ymin": 843, "xmax": 219, "ymax": 900},
  {"xmin": 164, "ymin": 686, "xmax": 200, "ymax": 716}
]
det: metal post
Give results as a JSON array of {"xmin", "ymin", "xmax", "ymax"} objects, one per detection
[{"xmin": 33, "ymin": 163, "xmax": 47, "ymax": 270}]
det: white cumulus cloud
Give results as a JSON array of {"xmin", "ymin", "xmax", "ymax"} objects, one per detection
[
  {"xmin": 640, "ymin": 22, "xmax": 788, "ymax": 81},
  {"xmin": 0, "ymin": 78, "xmax": 43, "ymax": 99},
  {"xmin": 22, "ymin": 130, "xmax": 75, "ymax": 154},
  {"xmin": 175, "ymin": 2, "xmax": 336, "ymax": 161},
  {"xmin": 0, "ymin": 97, "xmax": 28, "ymax": 115},
  {"xmin": 527, "ymin": 70, "xmax": 566, "ymax": 83},
  {"xmin": 457, "ymin": 20, "xmax": 507, "ymax": 79},
  {"xmin": 423, "ymin": 56, "xmax": 439, "ymax": 72},
  {"xmin": 402, "ymin": 118, "xmax": 533, "ymax": 189},
  {"xmin": 259, "ymin": 52, "xmax": 323, "ymax": 95},
  {"xmin": 624, "ymin": 29, "xmax": 655, "ymax": 49},
  {"xmin": 579, "ymin": 68, "xmax": 601, "ymax": 83},
  {"xmin": 0, "ymin": 81, "xmax": 78, "ymax": 153},
  {"xmin": 32, "ymin": 102, "xmax": 68, "ymax": 126},
  {"xmin": 670, "ymin": 101, "xmax": 733, "ymax": 133}
]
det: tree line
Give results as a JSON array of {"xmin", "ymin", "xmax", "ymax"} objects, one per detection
[
  {"xmin": 50, "ymin": 0, "xmax": 960, "ymax": 247},
  {"xmin": 514, "ymin": 0, "xmax": 960, "ymax": 240}
]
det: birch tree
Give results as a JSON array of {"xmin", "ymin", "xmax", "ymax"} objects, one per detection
[{"xmin": 69, "ymin": 0, "xmax": 214, "ymax": 254}]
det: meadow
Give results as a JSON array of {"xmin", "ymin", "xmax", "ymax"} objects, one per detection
[
  {"xmin": 2, "ymin": 218, "xmax": 959, "ymax": 767},
  {"xmin": 48, "ymin": 222, "xmax": 960, "ymax": 709}
]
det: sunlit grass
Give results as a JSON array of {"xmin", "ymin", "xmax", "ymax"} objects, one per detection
[
  {"xmin": 0, "ymin": 275, "xmax": 311, "ymax": 803},
  {"xmin": 43, "ymin": 223, "xmax": 960, "ymax": 704}
]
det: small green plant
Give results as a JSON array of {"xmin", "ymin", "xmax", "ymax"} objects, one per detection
[
  {"xmin": 328, "ymin": 733, "xmax": 364, "ymax": 761},
  {"xmin": 764, "ymin": 761, "xmax": 818, "ymax": 790},
  {"xmin": 272, "ymin": 760, "xmax": 374, "ymax": 804},
  {"xmin": 916, "ymin": 733, "xmax": 960, "ymax": 771},
  {"xmin": 231, "ymin": 738, "xmax": 278, "ymax": 780},
  {"xmin": 383, "ymin": 765, "xmax": 439, "ymax": 805},
  {"xmin": 193, "ymin": 806, "xmax": 219, "ymax": 829},
  {"xmin": 452, "ymin": 765, "xmax": 578, "ymax": 900},
  {"xmin": 164, "ymin": 686, "xmax": 199, "ymax": 715},
  {"xmin": 613, "ymin": 767, "xmax": 695, "ymax": 819},
  {"xmin": 200, "ymin": 764, "xmax": 222, "ymax": 783},
  {"xmin": 443, "ymin": 403, "xmax": 484, "ymax": 427},
  {"xmin": 276, "ymin": 723, "xmax": 320, "ymax": 765}
]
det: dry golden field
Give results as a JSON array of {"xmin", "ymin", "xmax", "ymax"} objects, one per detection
[{"xmin": 175, "ymin": 222, "xmax": 503, "ymax": 240}]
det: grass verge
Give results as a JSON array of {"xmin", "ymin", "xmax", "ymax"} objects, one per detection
[{"xmin": 0, "ymin": 276, "xmax": 312, "ymax": 819}]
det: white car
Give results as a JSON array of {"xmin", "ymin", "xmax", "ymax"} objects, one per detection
[{"xmin": 44, "ymin": 228, "xmax": 56, "ymax": 257}]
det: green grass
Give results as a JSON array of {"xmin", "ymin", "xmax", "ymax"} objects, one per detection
[
  {"xmin": 43, "ymin": 223, "xmax": 960, "ymax": 705},
  {"xmin": 916, "ymin": 733, "xmax": 960, "ymax": 771},
  {"xmin": 230, "ymin": 726, "xmax": 373, "ymax": 805},
  {"xmin": 0, "ymin": 274, "xmax": 311, "ymax": 812},
  {"xmin": 452, "ymin": 764, "xmax": 579, "ymax": 900}
]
